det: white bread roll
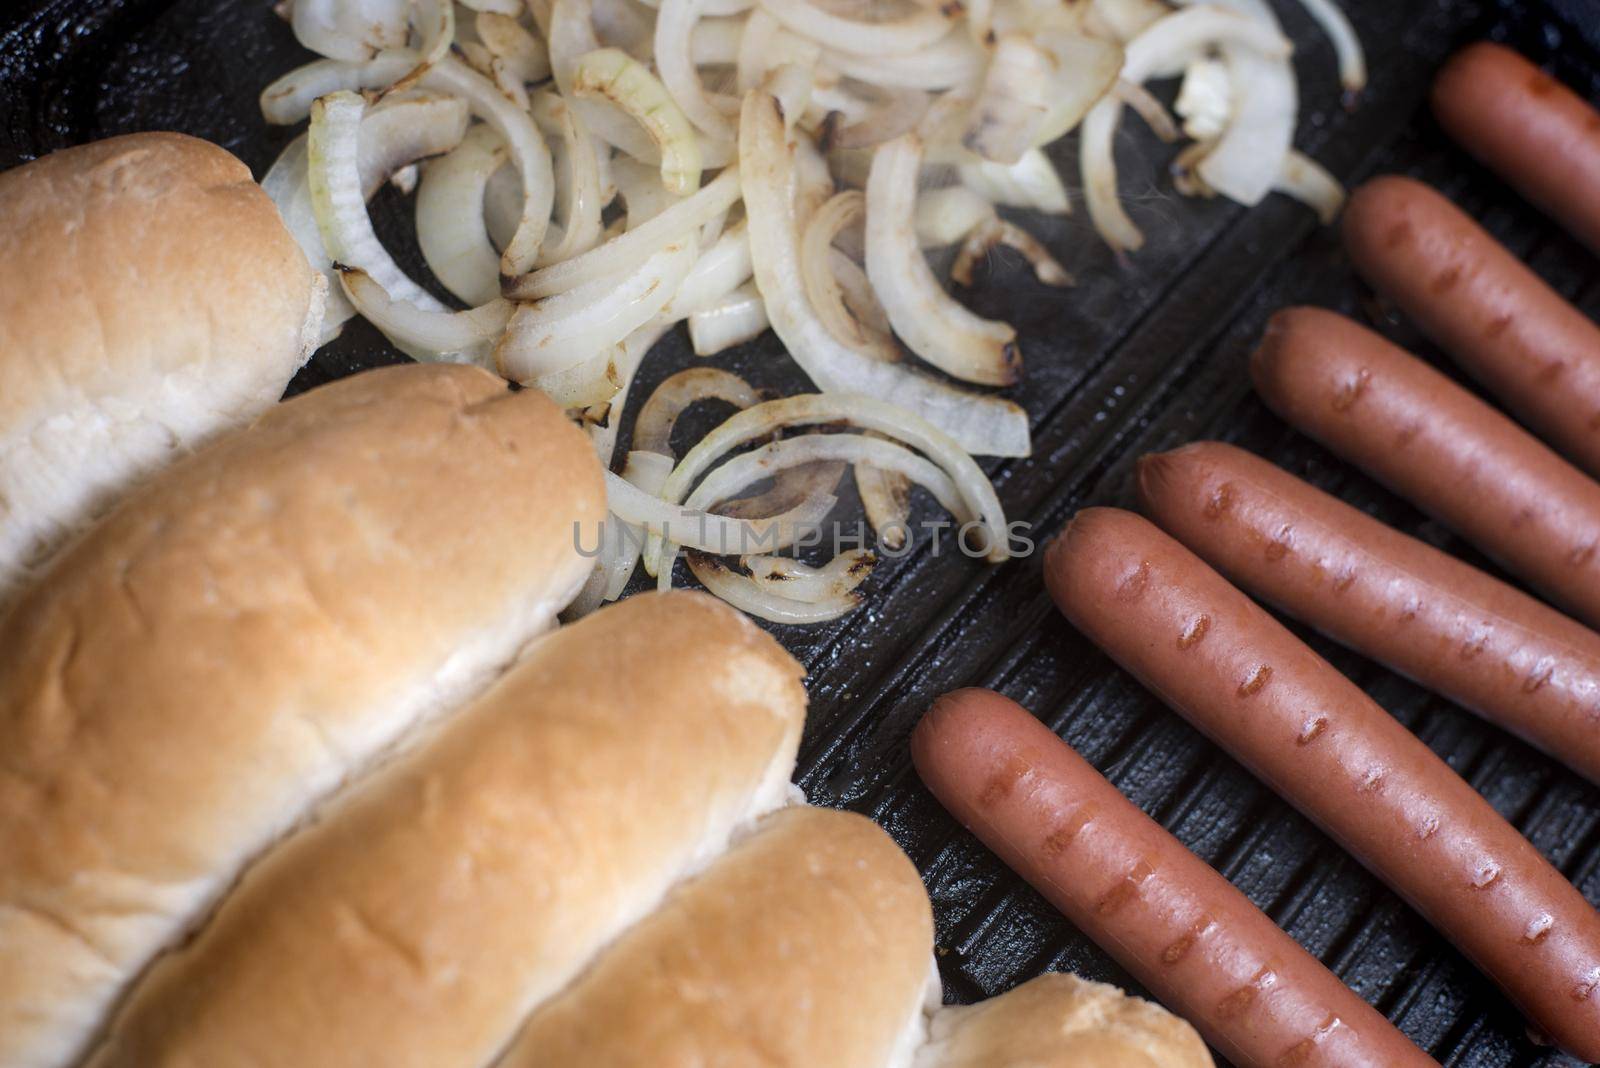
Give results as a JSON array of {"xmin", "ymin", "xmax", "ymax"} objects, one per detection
[
  {"xmin": 87, "ymin": 590, "xmax": 806, "ymax": 1068},
  {"xmin": 501, "ymin": 805, "xmax": 938, "ymax": 1068},
  {"xmin": 917, "ymin": 973, "xmax": 1213, "ymax": 1068},
  {"xmin": 0, "ymin": 363, "xmax": 603, "ymax": 1068},
  {"xmin": 0, "ymin": 132, "xmax": 325, "ymax": 599}
]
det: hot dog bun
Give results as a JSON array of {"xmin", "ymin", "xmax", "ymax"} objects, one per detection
[
  {"xmin": 88, "ymin": 591, "xmax": 806, "ymax": 1068},
  {"xmin": 501, "ymin": 805, "xmax": 936, "ymax": 1068},
  {"xmin": 0, "ymin": 132, "xmax": 325, "ymax": 598},
  {"xmin": 0, "ymin": 363, "xmax": 602, "ymax": 1068},
  {"xmin": 919, "ymin": 973, "xmax": 1212, "ymax": 1068}
]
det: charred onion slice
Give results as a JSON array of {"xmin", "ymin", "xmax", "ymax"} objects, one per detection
[
  {"xmin": 415, "ymin": 123, "xmax": 506, "ymax": 307},
  {"xmin": 477, "ymin": 11, "xmax": 552, "ymax": 83},
  {"xmin": 635, "ymin": 367, "xmax": 762, "ymax": 457},
  {"xmin": 866, "ymin": 134, "xmax": 1020, "ymax": 386},
  {"xmin": 532, "ymin": 347, "xmax": 623, "ymax": 408},
  {"xmin": 744, "ymin": 549, "xmax": 875, "ymax": 603},
  {"xmin": 496, "ymin": 236, "xmax": 698, "ymax": 379},
  {"xmin": 801, "ymin": 191, "xmax": 901, "ymax": 363},
  {"xmin": 741, "ymin": 90, "xmax": 1030, "ymax": 457},
  {"xmin": 687, "ymin": 284, "xmax": 770, "ymax": 355},
  {"xmin": 572, "ymin": 47, "xmax": 703, "ymax": 194},
  {"xmin": 687, "ymin": 552, "xmax": 862, "ymax": 624},
  {"xmin": 505, "ymin": 165, "xmax": 740, "ymax": 298}
]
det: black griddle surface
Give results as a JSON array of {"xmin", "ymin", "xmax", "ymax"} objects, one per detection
[{"xmin": 4, "ymin": 1, "xmax": 1599, "ymax": 1062}]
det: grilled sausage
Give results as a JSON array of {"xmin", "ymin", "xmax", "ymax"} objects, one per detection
[
  {"xmin": 1044, "ymin": 508, "xmax": 1600, "ymax": 1061},
  {"xmin": 1137, "ymin": 441, "xmax": 1600, "ymax": 785},
  {"xmin": 1251, "ymin": 306, "xmax": 1600, "ymax": 633},
  {"xmin": 1342, "ymin": 175, "xmax": 1600, "ymax": 477},
  {"xmin": 1433, "ymin": 42, "xmax": 1600, "ymax": 256},
  {"xmin": 913, "ymin": 687, "xmax": 1438, "ymax": 1068}
]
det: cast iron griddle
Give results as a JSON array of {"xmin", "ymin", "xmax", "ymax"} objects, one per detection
[{"xmin": 3, "ymin": 0, "xmax": 1599, "ymax": 1063}]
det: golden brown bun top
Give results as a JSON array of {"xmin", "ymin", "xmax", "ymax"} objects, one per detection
[
  {"xmin": 0, "ymin": 131, "xmax": 319, "ymax": 430},
  {"xmin": 923, "ymin": 973, "xmax": 1213, "ymax": 1068}
]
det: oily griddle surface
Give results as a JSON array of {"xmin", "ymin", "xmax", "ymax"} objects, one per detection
[{"xmin": 4, "ymin": 0, "xmax": 1600, "ymax": 1063}]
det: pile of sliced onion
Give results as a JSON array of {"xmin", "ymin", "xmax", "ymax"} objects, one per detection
[{"xmin": 259, "ymin": 0, "xmax": 1366, "ymax": 625}]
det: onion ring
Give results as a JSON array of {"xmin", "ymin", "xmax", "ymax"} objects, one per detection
[
  {"xmin": 634, "ymin": 367, "xmax": 762, "ymax": 457},
  {"xmin": 572, "ymin": 47, "xmax": 703, "ymax": 194}
]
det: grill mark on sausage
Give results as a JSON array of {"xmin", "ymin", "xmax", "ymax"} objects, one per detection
[
  {"xmin": 1238, "ymin": 665, "xmax": 1272, "ymax": 697},
  {"xmin": 1331, "ymin": 368, "xmax": 1371, "ymax": 412},
  {"xmin": 1572, "ymin": 967, "xmax": 1600, "ymax": 1002},
  {"xmin": 978, "ymin": 754, "xmax": 1030, "ymax": 807},
  {"xmin": 1430, "ymin": 266, "xmax": 1461, "ymax": 294},
  {"xmin": 1161, "ymin": 916, "xmax": 1213, "ymax": 965},
  {"xmin": 1296, "ymin": 715, "xmax": 1328, "ymax": 746},
  {"xmin": 1264, "ymin": 525, "xmax": 1292, "ymax": 561},
  {"xmin": 1041, "ymin": 803, "xmax": 1098, "ymax": 857},
  {"xmin": 1278, "ymin": 1015, "xmax": 1343, "ymax": 1065},
  {"xmin": 1524, "ymin": 914, "xmax": 1555, "ymax": 945},
  {"xmin": 1395, "ymin": 422, "xmax": 1422, "ymax": 447},
  {"xmin": 1116, "ymin": 561, "xmax": 1151, "ymax": 601},
  {"xmin": 1417, "ymin": 812, "xmax": 1441, "ymax": 840},
  {"xmin": 1459, "ymin": 628, "xmax": 1489, "ymax": 659},
  {"xmin": 1484, "ymin": 313, "xmax": 1514, "ymax": 338},
  {"xmin": 1205, "ymin": 483, "xmax": 1235, "ymax": 519},
  {"xmin": 1470, "ymin": 859, "xmax": 1502, "ymax": 889},
  {"xmin": 1384, "ymin": 220, "xmax": 1413, "ymax": 249},
  {"xmin": 1523, "ymin": 659, "xmax": 1555, "ymax": 693},
  {"xmin": 1332, "ymin": 567, "xmax": 1357, "ymax": 593},
  {"xmin": 1571, "ymin": 542, "xmax": 1597, "ymax": 567},
  {"xmin": 1178, "ymin": 615, "xmax": 1210, "ymax": 649},
  {"xmin": 1216, "ymin": 965, "xmax": 1276, "ymax": 1019},
  {"xmin": 1095, "ymin": 859, "xmax": 1154, "ymax": 916}
]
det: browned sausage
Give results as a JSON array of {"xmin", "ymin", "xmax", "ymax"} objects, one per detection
[
  {"xmin": 1251, "ymin": 306, "xmax": 1600, "ymax": 633},
  {"xmin": 1342, "ymin": 175, "xmax": 1600, "ymax": 477},
  {"xmin": 913, "ymin": 687, "xmax": 1438, "ymax": 1068},
  {"xmin": 1433, "ymin": 42, "xmax": 1600, "ymax": 256},
  {"xmin": 1137, "ymin": 441, "xmax": 1600, "ymax": 786},
  {"xmin": 1044, "ymin": 507, "xmax": 1600, "ymax": 1060}
]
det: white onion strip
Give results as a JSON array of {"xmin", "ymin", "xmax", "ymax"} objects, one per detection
[
  {"xmin": 687, "ymin": 284, "xmax": 770, "ymax": 355},
  {"xmin": 952, "ymin": 217, "xmax": 1073, "ymax": 287},
  {"xmin": 760, "ymin": 0, "xmax": 955, "ymax": 57},
  {"xmin": 657, "ymin": 0, "xmax": 738, "ymax": 141},
  {"xmin": 477, "ymin": 11, "xmax": 552, "ymax": 83},
  {"xmin": 963, "ymin": 33, "xmax": 1053, "ymax": 164},
  {"xmin": 607, "ymin": 469, "xmax": 833, "ymax": 558},
  {"xmin": 687, "ymin": 553, "xmax": 861, "ymax": 624},
  {"xmin": 1295, "ymin": 0, "xmax": 1366, "ymax": 95},
  {"xmin": 496, "ymin": 236, "xmax": 699, "ymax": 378},
  {"xmin": 532, "ymin": 348, "xmax": 623, "ymax": 407},
  {"xmin": 505, "ymin": 165, "xmax": 740, "ymax": 298},
  {"xmin": 531, "ymin": 92, "xmax": 606, "ymax": 265},
  {"xmin": 866, "ymin": 134, "xmax": 1020, "ymax": 386},
  {"xmin": 338, "ymin": 268, "xmax": 512, "ymax": 358},
  {"xmin": 415, "ymin": 123, "xmax": 506, "ymax": 306},
  {"xmin": 801, "ymin": 191, "xmax": 901, "ymax": 363},
  {"xmin": 662, "ymin": 221, "xmax": 753, "ymax": 319},
  {"xmin": 634, "ymin": 367, "xmax": 762, "ymax": 457},
  {"xmin": 857, "ymin": 459, "xmax": 912, "ymax": 549},
  {"xmin": 1274, "ymin": 149, "xmax": 1346, "ymax": 224},
  {"xmin": 590, "ymin": 319, "xmax": 671, "ymax": 467},
  {"xmin": 740, "ymin": 90, "xmax": 1030, "ymax": 457},
  {"xmin": 745, "ymin": 549, "xmax": 875, "ymax": 603},
  {"xmin": 1195, "ymin": 0, "xmax": 1296, "ymax": 208},
  {"xmin": 823, "ymin": 31, "xmax": 986, "ymax": 91},
  {"xmin": 572, "ymin": 47, "xmax": 703, "ymax": 194},
  {"xmin": 958, "ymin": 150, "xmax": 1071, "ymax": 214}
]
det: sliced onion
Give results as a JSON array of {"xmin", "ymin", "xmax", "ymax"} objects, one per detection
[
  {"xmin": 416, "ymin": 123, "xmax": 506, "ymax": 307},
  {"xmin": 606, "ymin": 468, "xmax": 828, "ymax": 557},
  {"xmin": 590, "ymin": 318, "xmax": 671, "ymax": 467},
  {"xmin": 1031, "ymin": 30, "xmax": 1124, "ymax": 145},
  {"xmin": 952, "ymin": 216, "xmax": 1073, "ymax": 287},
  {"xmin": 691, "ymin": 16, "xmax": 744, "ymax": 64},
  {"xmin": 532, "ymin": 347, "xmax": 623, "ymax": 407},
  {"xmin": 1080, "ymin": 5, "xmax": 1291, "ymax": 252},
  {"xmin": 531, "ymin": 91, "xmax": 606, "ymax": 264},
  {"xmin": 801, "ymin": 191, "xmax": 901, "ymax": 363},
  {"xmin": 593, "ymin": 0, "xmax": 657, "ymax": 55},
  {"xmin": 550, "ymin": 0, "xmax": 666, "ymax": 162},
  {"xmin": 760, "ymin": 0, "xmax": 955, "ymax": 57},
  {"xmin": 823, "ymin": 87, "xmax": 931, "ymax": 151},
  {"xmin": 650, "ymin": 392, "xmax": 1010, "ymax": 579},
  {"xmin": 263, "ymin": 92, "xmax": 469, "ymax": 341},
  {"xmin": 1274, "ymin": 149, "xmax": 1345, "ymax": 224},
  {"xmin": 1195, "ymin": 0, "xmax": 1296, "ymax": 207},
  {"xmin": 963, "ymin": 33, "xmax": 1053, "ymax": 164},
  {"xmin": 505, "ymin": 165, "xmax": 740, "ymax": 298},
  {"xmin": 687, "ymin": 552, "xmax": 861, "ymax": 624},
  {"xmin": 958, "ymin": 149, "xmax": 1071, "ymax": 214},
  {"xmin": 740, "ymin": 90, "xmax": 1030, "ymax": 457},
  {"xmin": 496, "ymin": 235, "xmax": 698, "ymax": 378},
  {"xmin": 259, "ymin": 53, "xmax": 413, "ymax": 124},
  {"xmin": 635, "ymin": 366, "xmax": 762, "ymax": 456},
  {"xmin": 614, "ymin": 154, "xmax": 684, "ymax": 225},
  {"xmin": 662, "ymin": 221, "xmax": 753, "ymax": 318},
  {"xmin": 601, "ymin": 449, "xmax": 675, "ymax": 599},
  {"xmin": 458, "ymin": 0, "xmax": 522, "ymax": 14},
  {"xmin": 1084, "ymin": 0, "xmax": 1170, "ymax": 42},
  {"xmin": 572, "ymin": 47, "xmax": 703, "ymax": 194},
  {"xmin": 744, "ymin": 549, "xmax": 875, "ymax": 603},
  {"xmin": 1295, "ymin": 0, "xmax": 1366, "ymax": 95},
  {"xmin": 308, "ymin": 91, "xmax": 447, "ymax": 310},
  {"xmin": 477, "ymin": 11, "xmax": 552, "ymax": 83},
  {"xmin": 338, "ymin": 268, "xmax": 512, "ymax": 360},
  {"xmin": 866, "ymin": 134, "xmax": 1019, "ymax": 386},
  {"xmin": 824, "ymin": 30, "xmax": 986, "ymax": 91},
  {"xmin": 292, "ymin": 0, "xmax": 408, "ymax": 62},
  {"xmin": 687, "ymin": 283, "xmax": 770, "ymax": 355},
  {"xmin": 719, "ymin": 461, "xmax": 845, "ymax": 524},
  {"xmin": 1174, "ymin": 57, "xmax": 1231, "ymax": 141},
  {"xmin": 913, "ymin": 185, "xmax": 995, "ymax": 248},
  {"xmin": 657, "ymin": 0, "xmax": 739, "ymax": 141},
  {"xmin": 832, "ymin": 250, "xmax": 893, "ymax": 335},
  {"xmin": 857, "ymin": 459, "xmax": 913, "ymax": 548},
  {"xmin": 1117, "ymin": 77, "xmax": 1181, "ymax": 142},
  {"xmin": 483, "ymin": 161, "xmax": 523, "ymax": 251}
]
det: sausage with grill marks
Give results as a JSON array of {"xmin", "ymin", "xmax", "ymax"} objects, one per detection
[{"xmin": 1043, "ymin": 508, "xmax": 1600, "ymax": 1061}]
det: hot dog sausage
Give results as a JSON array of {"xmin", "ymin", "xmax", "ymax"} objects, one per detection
[
  {"xmin": 1251, "ymin": 306, "xmax": 1600, "ymax": 633},
  {"xmin": 1044, "ymin": 508, "xmax": 1600, "ymax": 1061},
  {"xmin": 1342, "ymin": 175, "xmax": 1600, "ymax": 477},
  {"xmin": 912, "ymin": 687, "xmax": 1438, "ymax": 1068},
  {"xmin": 1433, "ymin": 42, "xmax": 1600, "ymax": 256},
  {"xmin": 1137, "ymin": 441, "xmax": 1600, "ymax": 785}
]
